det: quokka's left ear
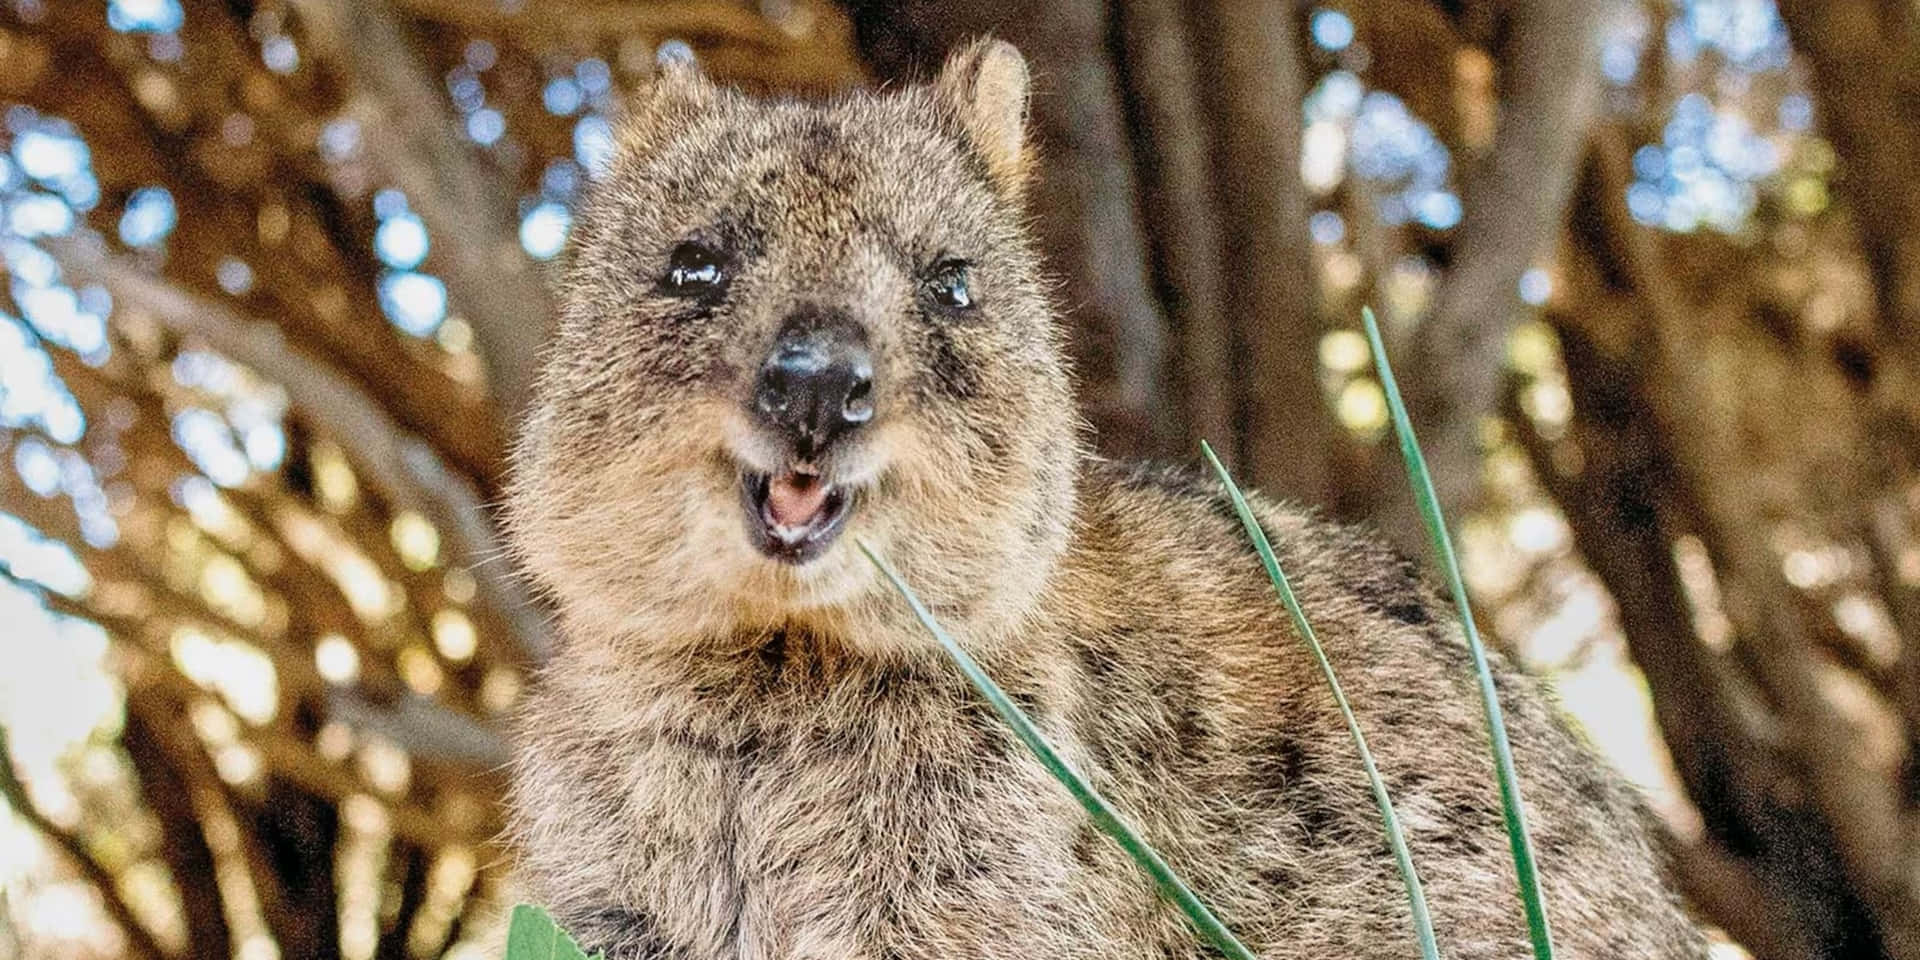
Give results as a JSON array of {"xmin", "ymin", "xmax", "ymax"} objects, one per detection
[
  {"xmin": 934, "ymin": 38, "xmax": 1032, "ymax": 197},
  {"xmin": 612, "ymin": 40, "xmax": 720, "ymax": 161}
]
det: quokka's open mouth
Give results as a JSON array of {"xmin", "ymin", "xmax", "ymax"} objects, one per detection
[{"xmin": 740, "ymin": 465, "xmax": 855, "ymax": 563}]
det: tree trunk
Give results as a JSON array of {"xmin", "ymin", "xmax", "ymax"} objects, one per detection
[
  {"xmin": 1375, "ymin": 0, "xmax": 1609, "ymax": 551},
  {"xmin": 845, "ymin": 0, "xmax": 1326, "ymax": 499}
]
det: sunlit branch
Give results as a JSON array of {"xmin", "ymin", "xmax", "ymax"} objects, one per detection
[
  {"xmin": 386, "ymin": 0, "xmax": 865, "ymax": 90},
  {"xmin": 42, "ymin": 235, "xmax": 554, "ymax": 667},
  {"xmin": 0, "ymin": 726, "xmax": 171, "ymax": 960},
  {"xmin": 289, "ymin": 0, "xmax": 552, "ymax": 431},
  {"xmin": 21, "ymin": 575, "xmax": 510, "ymax": 782}
]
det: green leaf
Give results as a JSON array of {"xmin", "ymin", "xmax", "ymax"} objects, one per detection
[
  {"xmin": 1360, "ymin": 305, "xmax": 1556, "ymax": 960},
  {"xmin": 1199, "ymin": 441, "xmax": 1443, "ymax": 960},
  {"xmin": 856, "ymin": 539, "xmax": 1260, "ymax": 960},
  {"xmin": 504, "ymin": 904, "xmax": 600, "ymax": 960}
]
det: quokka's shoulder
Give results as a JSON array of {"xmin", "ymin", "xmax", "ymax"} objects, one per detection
[{"xmin": 1068, "ymin": 456, "xmax": 1448, "ymax": 631}]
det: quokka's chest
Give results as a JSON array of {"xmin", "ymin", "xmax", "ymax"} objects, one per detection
[{"xmin": 603, "ymin": 691, "xmax": 1124, "ymax": 959}]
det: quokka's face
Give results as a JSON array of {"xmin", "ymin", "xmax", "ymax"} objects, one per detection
[{"xmin": 509, "ymin": 42, "xmax": 1079, "ymax": 645}]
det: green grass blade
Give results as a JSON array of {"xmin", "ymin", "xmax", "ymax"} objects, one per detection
[
  {"xmin": 1199, "ymin": 442, "xmax": 1443, "ymax": 960},
  {"xmin": 1360, "ymin": 305, "xmax": 1555, "ymax": 959},
  {"xmin": 856, "ymin": 539, "xmax": 1259, "ymax": 960}
]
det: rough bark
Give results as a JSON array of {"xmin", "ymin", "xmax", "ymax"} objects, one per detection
[
  {"xmin": 846, "ymin": 0, "xmax": 1326, "ymax": 497},
  {"xmin": 1775, "ymin": 0, "xmax": 1920, "ymax": 355},
  {"xmin": 1777, "ymin": 0, "xmax": 1920, "ymax": 829},
  {"xmin": 1111, "ymin": 0, "xmax": 1236, "ymax": 465},
  {"xmin": 375, "ymin": 843, "xmax": 432, "ymax": 960}
]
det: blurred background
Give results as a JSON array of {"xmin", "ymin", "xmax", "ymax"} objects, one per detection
[{"xmin": 0, "ymin": 0, "xmax": 1911, "ymax": 958}]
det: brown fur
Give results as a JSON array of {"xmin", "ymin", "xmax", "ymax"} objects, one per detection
[{"xmin": 505, "ymin": 40, "xmax": 1706, "ymax": 959}]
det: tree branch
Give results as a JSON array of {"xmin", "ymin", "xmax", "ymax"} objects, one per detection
[
  {"xmin": 1378, "ymin": 0, "xmax": 1610, "ymax": 551},
  {"xmin": 391, "ymin": 0, "xmax": 865, "ymax": 92},
  {"xmin": 326, "ymin": 690, "xmax": 508, "ymax": 770},
  {"xmin": 291, "ymin": 0, "xmax": 554, "ymax": 431},
  {"xmin": 1113, "ymin": 0, "xmax": 1235, "ymax": 464},
  {"xmin": 0, "ymin": 726, "xmax": 170, "ymax": 960},
  {"xmin": 1590, "ymin": 134, "xmax": 1920, "ymax": 959},
  {"xmin": 43, "ymin": 234, "xmax": 554, "ymax": 667},
  {"xmin": 1775, "ymin": 0, "xmax": 1920, "ymax": 352},
  {"xmin": 20, "ymin": 571, "xmax": 511, "ymax": 783},
  {"xmin": 1540, "ymin": 131, "xmax": 1920, "ymax": 959},
  {"xmin": 1184, "ymin": 0, "xmax": 1327, "ymax": 503},
  {"xmin": 120, "ymin": 693, "xmax": 232, "ymax": 960},
  {"xmin": 842, "ymin": 0, "xmax": 1176, "ymax": 455}
]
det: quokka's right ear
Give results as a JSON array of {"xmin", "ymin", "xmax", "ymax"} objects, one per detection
[{"xmin": 934, "ymin": 38, "xmax": 1032, "ymax": 197}]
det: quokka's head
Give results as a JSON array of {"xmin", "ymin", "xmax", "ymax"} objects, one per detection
[{"xmin": 507, "ymin": 40, "xmax": 1080, "ymax": 650}]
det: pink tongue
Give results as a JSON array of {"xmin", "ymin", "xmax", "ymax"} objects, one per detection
[{"xmin": 766, "ymin": 473, "xmax": 828, "ymax": 527}]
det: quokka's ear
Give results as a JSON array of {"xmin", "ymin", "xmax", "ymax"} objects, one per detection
[
  {"xmin": 934, "ymin": 38, "xmax": 1032, "ymax": 196},
  {"xmin": 615, "ymin": 40, "xmax": 718, "ymax": 158}
]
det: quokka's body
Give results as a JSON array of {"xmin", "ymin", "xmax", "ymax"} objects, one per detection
[{"xmin": 505, "ymin": 39, "xmax": 1706, "ymax": 960}]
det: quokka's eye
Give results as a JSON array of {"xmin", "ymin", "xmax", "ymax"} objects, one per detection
[
  {"xmin": 661, "ymin": 242, "xmax": 727, "ymax": 295},
  {"xmin": 924, "ymin": 259, "xmax": 973, "ymax": 311}
]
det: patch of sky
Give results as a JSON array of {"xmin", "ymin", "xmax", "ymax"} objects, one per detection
[
  {"xmin": 1300, "ymin": 70, "xmax": 1457, "ymax": 229},
  {"xmin": 262, "ymin": 35, "xmax": 299, "ymax": 74},
  {"xmin": 169, "ymin": 350, "xmax": 289, "ymax": 482},
  {"xmin": 467, "ymin": 107, "xmax": 506, "ymax": 146},
  {"xmin": 370, "ymin": 191, "xmax": 449, "ymax": 337},
  {"xmin": 446, "ymin": 65, "xmax": 486, "ymax": 114},
  {"xmin": 1349, "ymin": 92, "xmax": 1457, "ymax": 229},
  {"xmin": 1309, "ymin": 210, "xmax": 1346, "ymax": 246},
  {"xmin": 378, "ymin": 271, "xmax": 447, "ymax": 337},
  {"xmin": 544, "ymin": 76, "xmax": 583, "ymax": 116},
  {"xmin": 0, "ymin": 513, "xmax": 91, "ymax": 597},
  {"xmin": 1668, "ymin": 0, "xmax": 1791, "ymax": 71},
  {"xmin": 1519, "ymin": 267, "xmax": 1552, "ymax": 306},
  {"xmin": 15, "ymin": 282, "xmax": 109, "ymax": 361},
  {"xmin": 576, "ymin": 59, "xmax": 612, "ymax": 97},
  {"xmin": 11, "ymin": 118, "xmax": 99, "ymax": 212},
  {"xmin": 520, "ymin": 201, "xmax": 571, "ymax": 260},
  {"xmin": 171, "ymin": 407, "xmax": 251, "ymax": 487},
  {"xmin": 317, "ymin": 118, "xmax": 360, "ymax": 163},
  {"xmin": 107, "ymin": 0, "xmax": 183, "ymax": 34},
  {"xmin": 1310, "ymin": 9, "xmax": 1355, "ymax": 52},
  {"xmin": 215, "ymin": 257, "xmax": 254, "ymax": 295},
  {"xmin": 375, "ymin": 211, "xmax": 429, "ymax": 269},
  {"xmin": 118, "ymin": 186, "xmax": 176, "ymax": 247},
  {"xmin": 574, "ymin": 114, "xmax": 615, "ymax": 177},
  {"xmin": 7, "ymin": 192, "xmax": 72, "ymax": 237},
  {"xmin": 1627, "ymin": 91, "xmax": 1782, "ymax": 232},
  {"xmin": 373, "ymin": 187, "xmax": 408, "ymax": 221}
]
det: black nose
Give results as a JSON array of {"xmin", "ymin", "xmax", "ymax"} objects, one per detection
[{"xmin": 753, "ymin": 312, "xmax": 874, "ymax": 458}]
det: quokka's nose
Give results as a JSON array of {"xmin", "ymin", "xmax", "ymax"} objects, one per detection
[{"xmin": 753, "ymin": 313, "xmax": 874, "ymax": 458}]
